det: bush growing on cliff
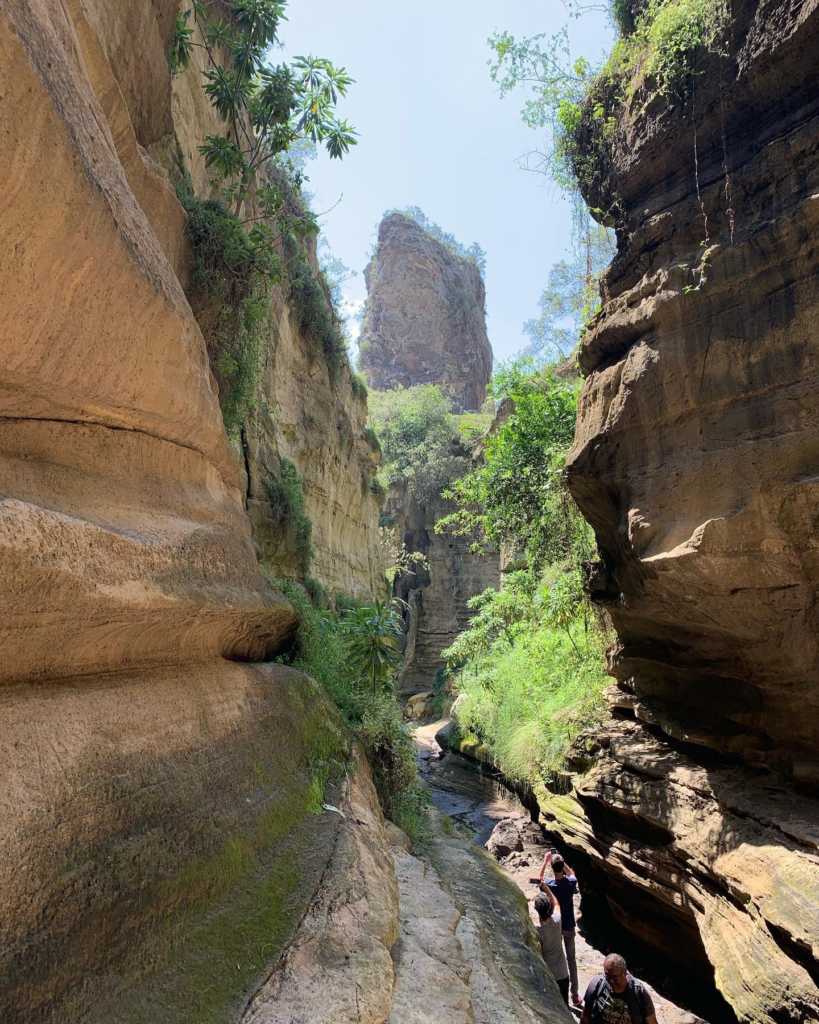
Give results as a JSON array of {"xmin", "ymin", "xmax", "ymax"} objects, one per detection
[
  {"xmin": 438, "ymin": 361, "xmax": 609, "ymax": 783},
  {"xmin": 266, "ymin": 458, "xmax": 313, "ymax": 575},
  {"xmin": 445, "ymin": 587, "xmax": 608, "ymax": 783},
  {"xmin": 437, "ymin": 362, "xmax": 591, "ymax": 572},
  {"xmin": 282, "ymin": 229, "xmax": 348, "ymax": 375},
  {"xmin": 169, "ymin": 1, "xmax": 356, "ymax": 212},
  {"xmin": 179, "ymin": 186, "xmax": 279, "ymax": 434},
  {"xmin": 273, "ymin": 579, "xmax": 429, "ymax": 843}
]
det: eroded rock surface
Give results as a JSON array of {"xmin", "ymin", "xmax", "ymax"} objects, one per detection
[
  {"xmin": 0, "ymin": 1, "xmax": 379, "ymax": 1018},
  {"xmin": 563, "ymin": 6, "xmax": 819, "ymax": 1017},
  {"xmin": 360, "ymin": 212, "xmax": 493, "ymax": 412},
  {"xmin": 242, "ymin": 750, "xmax": 400, "ymax": 1024},
  {"xmin": 389, "ymin": 470, "xmax": 500, "ymax": 695}
]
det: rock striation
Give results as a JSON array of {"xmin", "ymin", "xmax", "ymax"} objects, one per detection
[
  {"xmin": 561, "ymin": 1, "xmax": 819, "ymax": 1020},
  {"xmin": 388, "ymin": 455, "xmax": 500, "ymax": 696},
  {"xmin": 0, "ymin": 2, "xmax": 381, "ymax": 1019},
  {"xmin": 359, "ymin": 212, "xmax": 493, "ymax": 412}
]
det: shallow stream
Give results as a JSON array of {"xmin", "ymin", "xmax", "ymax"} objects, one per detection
[{"xmin": 414, "ymin": 720, "xmax": 709, "ymax": 1024}]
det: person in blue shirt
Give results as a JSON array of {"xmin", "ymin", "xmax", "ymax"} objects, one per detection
[{"xmin": 535, "ymin": 849, "xmax": 581, "ymax": 1007}]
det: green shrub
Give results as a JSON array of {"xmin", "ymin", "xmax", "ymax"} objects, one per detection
[
  {"xmin": 266, "ymin": 458, "xmax": 313, "ymax": 575},
  {"xmin": 610, "ymin": 0, "xmax": 636, "ymax": 35},
  {"xmin": 358, "ymin": 693, "xmax": 431, "ymax": 844},
  {"xmin": 640, "ymin": 0, "xmax": 729, "ymax": 96},
  {"xmin": 283, "ymin": 231, "xmax": 348, "ymax": 375},
  {"xmin": 368, "ymin": 385, "xmax": 466, "ymax": 504},
  {"xmin": 446, "ymin": 588, "xmax": 608, "ymax": 783},
  {"xmin": 551, "ymin": 0, "xmax": 731, "ymax": 209},
  {"xmin": 363, "ymin": 425, "xmax": 382, "ymax": 453},
  {"xmin": 437, "ymin": 363, "xmax": 591, "ymax": 572},
  {"xmin": 271, "ymin": 578, "xmax": 429, "ymax": 844},
  {"xmin": 304, "ymin": 576, "xmax": 328, "ymax": 608},
  {"xmin": 438, "ymin": 359, "xmax": 610, "ymax": 786},
  {"xmin": 453, "ymin": 411, "xmax": 493, "ymax": 444},
  {"xmin": 351, "ymin": 372, "xmax": 369, "ymax": 401},
  {"xmin": 178, "ymin": 185, "xmax": 279, "ymax": 436}
]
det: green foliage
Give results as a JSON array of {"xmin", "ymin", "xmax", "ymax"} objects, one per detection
[
  {"xmin": 488, "ymin": 28, "xmax": 595, "ymax": 192},
  {"xmin": 271, "ymin": 579, "xmax": 429, "ymax": 844},
  {"xmin": 358, "ymin": 694, "xmax": 430, "ymax": 839},
  {"xmin": 363, "ymin": 424, "xmax": 381, "ymax": 452},
  {"xmin": 445, "ymin": 588, "xmax": 608, "ymax": 783},
  {"xmin": 282, "ymin": 230, "xmax": 348, "ymax": 374},
  {"xmin": 178, "ymin": 185, "xmax": 279, "ymax": 434},
  {"xmin": 368, "ymin": 385, "xmax": 464, "ymax": 504},
  {"xmin": 169, "ymin": 10, "xmax": 194, "ymax": 73},
  {"xmin": 351, "ymin": 372, "xmax": 369, "ymax": 401},
  {"xmin": 342, "ymin": 600, "xmax": 405, "ymax": 694},
  {"xmin": 438, "ymin": 362, "xmax": 592, "ymax": 571},
  {"xmin": 487, "ymin": 28, "xmax": 616, "ymax": 347},
  {"xmin": 439, "ymin": 360, "xmax": 609, "ymax": 784},
  {"xmin": 266, "ymin": 458, "xmax": 313, "ymax": 575},
  {"xmin": 169, "ymin": 1, "xmax": 356, "ymax": 211},
  {"xmin": 639, "ymin": 0, "xmax": 730, "ymax": 97},
  {"xmin": 385, "ymin": 207, "xmax": 487, "ymax": 277},
  {"xmin": 524, "ymin": 210, "xmax": 615, "ymax": 361},
  {"xmin": 453, "ymin": 411, "xmax": 493, "ymax": 444}
]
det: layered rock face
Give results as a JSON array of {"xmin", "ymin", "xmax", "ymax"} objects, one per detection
[
  {"xmin": 360, "ymin": 212, "xmax": 493, "ymax": 411},
  {"xmin": 243, "ymin": 301, "xmax": 384, "ymax": 600},
  {"xmin": 389, "ymin": 463, "xmax": 500, "ymax": 696},
  {"xmin": 0, "ymin": 2, "xmax": 379, "ymax": 1019},
  {"xmin": 170, "ymin": 7, "xmax": 383, "ymax": 601},
  {"xmin": 561, "ymin": 2, "xmax": 819, "ymax": 1021}
]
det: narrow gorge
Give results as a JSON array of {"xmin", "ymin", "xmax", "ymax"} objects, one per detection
[{"xmin": 2, "ymin": 1, "xmax": 818, "ymax": 1023}]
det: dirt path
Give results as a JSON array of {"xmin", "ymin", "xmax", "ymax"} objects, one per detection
[{"xmin": 414, "ymin": 720, "xmax": 707, "ymax": 1024}]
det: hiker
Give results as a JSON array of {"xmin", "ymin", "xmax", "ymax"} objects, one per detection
[
  {"xmin": 533, "ymin": 889, "xmax": 570, "ymax": 1005},
  {"xmin": 535, "ymin": 849, "xmax": 582, "ymax": 1007},
  {"xmin": 581, "ymin": 953, "xmax": 658, "ymax": 1024}
]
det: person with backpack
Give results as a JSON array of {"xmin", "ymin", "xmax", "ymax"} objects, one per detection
[
  {"xmin": 533, "ymin": 889, "xmax": 570, "ymax": 1005},
  {"xmin": 581, "ymin": 953, "xmax": 658, "ymax": 1024}
]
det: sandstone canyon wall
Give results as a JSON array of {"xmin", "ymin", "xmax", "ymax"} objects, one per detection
[
  {"xmin": 359, "ymin": 212, "xmax": 493, "ymax": 412},
  {"xmin": 552, "ymin": 2, "xmax": 819, "ymax": 1021},
  {"xmin": 0, "ymin": 2, "xmax": 382, "ymax": 1020},
  {"xmin": 388, "ymin": 462, "xmax": 501, "ymax": 696}
]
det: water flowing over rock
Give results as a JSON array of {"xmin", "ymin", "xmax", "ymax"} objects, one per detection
[
  {"xmin": 359, "ymin": 212, "xmax": 494, "ymax": 412},
  {"xmin": 561, "ymin": 1, "xmax": 819, "ymax": 1020}
]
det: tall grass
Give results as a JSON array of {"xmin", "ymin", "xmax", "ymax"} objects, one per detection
[{"xmin": 447, "ymin": 591, "xmax": 609, "ymax": 784}]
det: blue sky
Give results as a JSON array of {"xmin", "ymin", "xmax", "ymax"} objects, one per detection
[{"xmin": 281, "ymin": 1, "xmax": 613, "ymax": 362}]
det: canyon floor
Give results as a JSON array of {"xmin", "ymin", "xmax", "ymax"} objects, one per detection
[{"xmin": 414, "ymin": 720, "xmax": 707, "ymax": 1024}]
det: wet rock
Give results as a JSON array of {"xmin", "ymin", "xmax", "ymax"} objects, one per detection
[
  {"xmin": 487, "ymin": 817, "xmax": 526, "ymax": 860},
  {"xmin": 390, "ymin": 813, "xmax": 571, "ymax": 1024}
]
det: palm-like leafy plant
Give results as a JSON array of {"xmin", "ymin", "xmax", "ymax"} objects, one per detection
[
  {"xmin": 342, "ymin": 601, "xmax": 405, "ymax": 694},
  {"xmin": 169, "ymin": 1, "xmax": 357, "ymax": 212}
]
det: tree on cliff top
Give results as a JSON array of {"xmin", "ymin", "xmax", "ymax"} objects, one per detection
[{"xmin": 170, "ymin": 0, "xmax": 356, "ymax": 211}]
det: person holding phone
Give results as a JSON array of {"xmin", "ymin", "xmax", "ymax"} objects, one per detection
[{"xmin": 532, "ymin": 849, "xmax": 582, "ymax": 1008}]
